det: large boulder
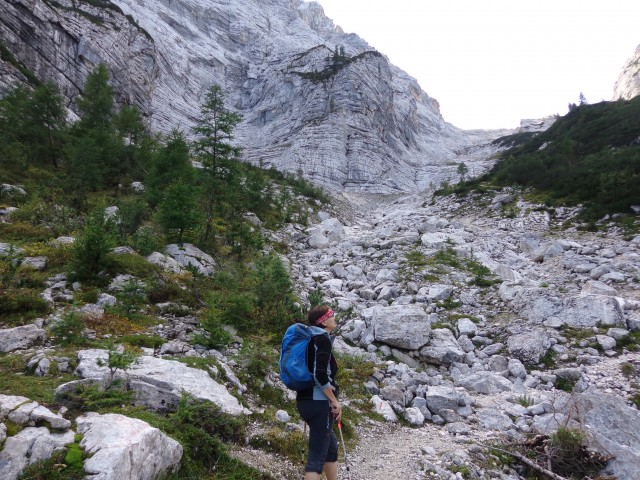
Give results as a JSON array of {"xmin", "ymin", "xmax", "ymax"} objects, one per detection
[
  {"xmin": 0, "ymin": 325, "xmax": 46, "ymax": 353},
  {"xmin": 532, "ymin": 393, "xmax": 640, "ymax": 480},
  {"xmin": 77, "ymin": 413, "xmax": 182, "ymax": 480},
  {"xmin": 370, "ymin": 305, "xmax": 431, "ymax": 350},
  {"xmin": 419, "ymin": 329, "xmax": 465, "ymax": 365},
  {"xmin": 165, "ymin": 243, "xmax": 216, "ymax": 276},
  {"xmin": 507, "ymin": 329, "xmax": 551, "ymax": 365}
]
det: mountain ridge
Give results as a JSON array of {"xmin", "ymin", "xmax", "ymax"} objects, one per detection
[{"xmin": 0, "ymin": 0, "xmax": 508, "ymax": 192}]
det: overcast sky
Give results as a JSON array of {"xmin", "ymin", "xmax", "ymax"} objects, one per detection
[{"xmin": 310, "ymin": 0, "xmax": 640, "ymax": 130}]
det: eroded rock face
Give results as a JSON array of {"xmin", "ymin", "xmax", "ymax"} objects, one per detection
[{"xmin": 614, "ymin": 44, "xmax": 640, "ymax": 100}]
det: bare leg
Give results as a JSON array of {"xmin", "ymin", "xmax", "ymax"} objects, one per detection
[
  {"xmin": 323, "ymin": 461, "xmax": 338, "ymax": 480},
  {"xmin": 304, "ymin": 472, "xmax": 322, "ymax": 480}
]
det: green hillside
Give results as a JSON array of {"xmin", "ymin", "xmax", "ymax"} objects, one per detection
[{"xmin": 470, "ymin": 97, "xmax": 640, "ymax": 220}]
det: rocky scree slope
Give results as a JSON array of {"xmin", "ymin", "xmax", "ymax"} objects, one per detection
[
  {"xmin": 272, "ymin": 190, "xmax": 640, "ymax": 480},
  {"xmin": 1, "ymin": 185, "xmax": 640, "ymax": 479},
  {"xmin": 0, "ymin": 0, "xmax": 507, "ymax": 192}
]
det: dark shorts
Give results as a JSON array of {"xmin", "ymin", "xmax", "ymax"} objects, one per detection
[{"xmin": 296, "ymin": 399, "xmax": 338, "ymax": 473}]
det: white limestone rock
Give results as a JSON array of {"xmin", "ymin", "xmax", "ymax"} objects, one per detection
[
  {"xmin": 507, "ymin": 329, "xmax": 551, "ymax": 365},
  {"xmin": 404, "ymin": 407, "xmax": 425, "ymax": 426},
  {"xmin": 0, "ymin": 325, "xmax": 46, "ymax": 353},
  {"xmin": 165, "ymin": 243, "xmax": 216, "ymax": 276},
  {"xmin": 455, "ymin": 372, "xmax": 513, "ymax": 394},
  {"xmin": 370, "ymin": 395, "xmax": 397, "ymax": 422},
  {"xmin": 20, "ymin": 256, "xmax": 47, "ymax": 271},
  {"xmin": 69, "ymin": 349, "xmax": 247, "ymax": 415},
  {"xmin": 77, "ymin": 413, "xmax": 182, "ymax": 480},
  {"xmin": 614, "ymin": 44, "xmax": 640, "ymax": 100},
  {"xmin": 581, "ymin": 280, "xmax": 618, "ymax": 297},
  {"xmin": 424, "ymin": 386, "xmax": 460, "ymax": 416},
  {"xmin": 146, "ymin": 251, "xmax": 185, "ymax": 274},
  {"xmin": 0, "ymin": 427, "xmax": 75, "ymax": 480},
  {"xmin": 370, "ymin": 304, "xmax": 431, "ymax": 350},
  {"xmin": 419, "ymin": 329, "xmax": 465, "ymax": 366}
]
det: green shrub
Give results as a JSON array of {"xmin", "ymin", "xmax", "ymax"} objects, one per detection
[
  {"xmin": 548, "ymin": 427, "xmax": 590, "ymax": 478},
  {"xmin": 0, "ymin": 288, "xmax": 50, "ymax": 325},
  {"xmin": 49, "ymin": 310, "xmax": 86, "ymax": 346},
  {"xmin": 516, "ymin": 395, "xmax": 535, "ymax": 407},
  {"xmin": 0, "ymin": 220, "xmax": 54, "ymax": 242},
  {"xmin": 131, "ymin": 225, "xmax": 165, "ymax": 256},
  {"xmin": 556, "ymin": 377, "xmax": 577, "ymax": 393},
  {"xmin": 307, "ymin": 287, "xmax": 324, "ymax": 308},
  {"xmin": 119, "ymin": 333, "xmax": 165, "ymax": 350},
  {"xmin": 107, "ymin": 252, "xmax": 159, "ymax": 279},
  {"xmin": 621, "ymin": 362, "xmax": 636, "ymax": 378}
]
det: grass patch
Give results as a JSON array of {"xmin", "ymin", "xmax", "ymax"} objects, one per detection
[
  {"xmin": 335, "ymin": 354, "xmax": 376, "ymax": 401},
  {"xmin": 17, "ymin": 448, "xmax": 84, "ymax": 480},
  {"xmin": 617, "ymin": 331, "xmax": 640, "ymax": 352},
  {"xmin": 555, "ymin": 377, "xmax": 577, "ymax": 393},
  {"xmin": 0, "ymin": 353, "xmax": 76, "ymax": 406},
  {"xmin": 250, "ymin": 428, "xmax": 306, "ymax": 463}
]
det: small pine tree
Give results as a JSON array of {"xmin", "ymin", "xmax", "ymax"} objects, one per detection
[
  {"xmin": 457, "ymin": 162, "xmax": 469, "ymax": 181},
  {"xmin": 70, "ymin": 207, "xmax": 117, "ymax": 281}
]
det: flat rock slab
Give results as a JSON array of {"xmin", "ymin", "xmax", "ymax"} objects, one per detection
[
  {"xmin": 72, "ymin": 350, "xmax": 248, "ymax": 415},
  {"xmin": 0, "ymin": 325, "xmax": 46, "ymax": 353}
]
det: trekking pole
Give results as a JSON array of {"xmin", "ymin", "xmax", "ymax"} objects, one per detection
[
  {"xmin": 300, "ymin": 422, "xmax": 308, "ymax": 465},
  {"xmin": 337, "ymin": 421, "xmax": 352, "ymax": 480}
]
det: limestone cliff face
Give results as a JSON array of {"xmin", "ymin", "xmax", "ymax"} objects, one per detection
[
  {"xmin": 0, "ymin": 0, "xmax": 157, "ymax": 118},
  {"xmin": 0, "ymin": 0, "xmax": 503, "ymax": 192},
  {"xmin": 613, "ymin": 44, "xmax": 640, "ymax": 101}
]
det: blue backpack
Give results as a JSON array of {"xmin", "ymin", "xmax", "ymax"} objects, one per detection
[{"xmin": 279, "ymin": 323, "xmax": 328, "ymax": 391}]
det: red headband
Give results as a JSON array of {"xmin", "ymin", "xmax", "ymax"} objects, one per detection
[{"xmin": 315, "ymin": 309, "xmax": 334, "ymax": 325}]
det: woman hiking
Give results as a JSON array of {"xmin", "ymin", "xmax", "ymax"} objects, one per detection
[{"xmin": 297, "ymin": 305, "xmax": 341, "ymax": 480}]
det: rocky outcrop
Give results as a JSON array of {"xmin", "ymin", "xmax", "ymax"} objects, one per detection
[
  {"xmin": 613, "ymin": 44, "xmax": 640, "ymax": 100},
  {"xmin": 59, "ymin": 349, "xmax": 248, "ymax": 415}
]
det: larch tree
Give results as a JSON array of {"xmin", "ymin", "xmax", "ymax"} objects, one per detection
[{"xmin": 191, "ymin": 84, "xmax": 242, "ymax": 243}]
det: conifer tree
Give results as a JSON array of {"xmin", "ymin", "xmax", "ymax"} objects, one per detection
[
  {"xmin": 192, "ymin": 84, "xmax": 242, "ymax": 243},
  {"xmin": 158, "ymin": 180, "xmax": 201, "ymax": 243},
  {"xmin": 146, "ymin": 129, "xmax": 193, "ymax": 207},
  {"xmin": 67, "ymin": 64, "xmax": 118, "ymax": 196}
]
